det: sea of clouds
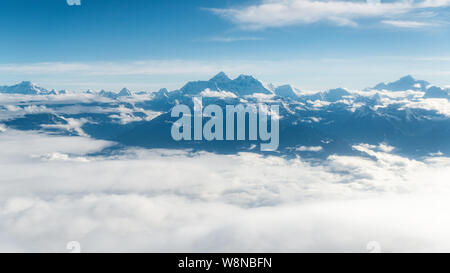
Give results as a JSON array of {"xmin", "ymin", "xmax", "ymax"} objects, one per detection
[{"xmin": 0, "ymin": 126, "xmax": 450, "ymax": 252}]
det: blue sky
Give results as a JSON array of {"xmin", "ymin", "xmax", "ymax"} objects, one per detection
[{"xmin": 2, "ymin": 0, "xmax": 450, "ymax": 91}]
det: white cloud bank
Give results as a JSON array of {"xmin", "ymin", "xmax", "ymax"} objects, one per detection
[
  {"xmin": 208, "ymin": 0, "xmax": 450, "ymax": 29},
  {"xmin": 296, "ymin": 145, "xmax": 323, "ymax": 152},
  {"xmin": 0, "ymin": 129, "xmax": 450, "ymax": 252},
  {"xmin": 199, "ymin": 88, "xmax": 238, "ymax": 99}
]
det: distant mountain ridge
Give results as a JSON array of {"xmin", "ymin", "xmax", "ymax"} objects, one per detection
[
  {"xmin": 370, "ymin": 75, "xmax": 430, "ymax": 92},
  {"xmin": 368, "ymin": 75, "xmax": 449, "ymax": 99},
  {"xmin": 0, "ymin": 81, "xmax": 71, "ymax": 95},
  {"xmin": 1, "ymin": 73, "xmax": 449, "ymax": 158},
  {"xmin": 1, "ymin": 73, "xmax": 448, "ymax": 100}
]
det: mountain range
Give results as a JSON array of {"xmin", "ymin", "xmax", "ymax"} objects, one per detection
[
  {"xmin": 1, "ymin": 73, "xmax": 449, "ymax": 99},
  {"xmin": 0, "ymin": 73, "xmax": 449, "ymax": 159}
]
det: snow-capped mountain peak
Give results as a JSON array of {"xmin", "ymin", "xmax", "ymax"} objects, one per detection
[
  {"xmin": 118, "ymin": 88, "xmax": 132, "ymax": 97},
  {"xmin": 180, "ymin": 73, "xmax": 272, "ymax": 96},
  {"xmin": 371, "ymin": 75, "xmax": 430, "ymax": 91},
  {"xmin": 0, "ymin": 81, "xmax": 49, "ymax": 95},
  {"xmin": 210, "ymin": 72, "xmax": 232, "ymax": 83},
  {"xmin": 231, "ymin": 74, "xmax": 273, "ymax": 96}
]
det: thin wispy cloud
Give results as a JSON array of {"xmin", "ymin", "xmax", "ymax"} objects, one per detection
[
  {"xmin": 207, "ymin": 36, "xmax": 265, "ymax": 42},
  {"xmin": 382, "ymin": 20, "xmax": 434, "ymax": 28},
  {"xmin": 208, "ymin": 0, "xmax": 450, "ymax": 29}
]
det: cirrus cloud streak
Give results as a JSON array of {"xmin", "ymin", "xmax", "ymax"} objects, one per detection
[{"xmin": 208, "ymin": 0, "xmax": 450, "ymax": 29}]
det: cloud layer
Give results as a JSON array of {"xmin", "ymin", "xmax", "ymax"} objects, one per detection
[{"xmin": 0, "ymin": 128, "xmax": 450, "ymax": 252}]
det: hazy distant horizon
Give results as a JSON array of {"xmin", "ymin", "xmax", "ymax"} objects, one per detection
[{"xmin": 2, "ymin": 62, "xmax": 450, "ymax": 93}]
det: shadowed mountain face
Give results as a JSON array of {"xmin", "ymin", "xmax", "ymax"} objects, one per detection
[
  {"xmin": 274, "ymin": 85, "xmax": 299, "ymax": 100},
  {"xmin": 424, "ymin": 86, "xmax": 449, "ymax": 99},
  {"xmin": 1, "ymin": 73, "xmax": 449, "ymax": 159}
]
